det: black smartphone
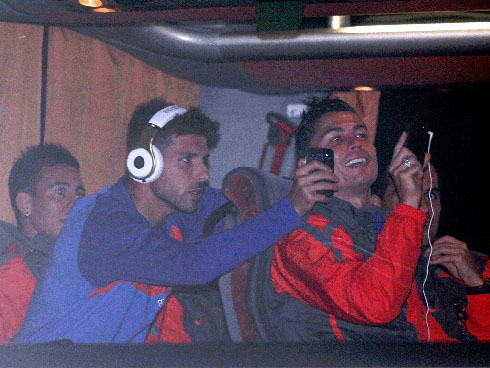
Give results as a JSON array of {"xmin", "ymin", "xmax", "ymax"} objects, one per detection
[
  {"xmin": 306, "ymin": 148, "xmax": 334, "ymax": 197},
  {"xmin": 405, "ymin": 124, "xmax": 430, "ymax": 165},
  {"xmin": 306, "ymin": 148, "xmax": 334, "ymax": 170}
]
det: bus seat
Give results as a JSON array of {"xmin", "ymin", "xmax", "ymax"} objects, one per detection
[{"xmin": 219, "ymin": 167, "xmax": 293, "ymax": 342}]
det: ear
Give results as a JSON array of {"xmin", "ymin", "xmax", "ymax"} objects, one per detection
[
  {"xmin": 370, "ymin": 194, "xmax": 382, "ymax": 206},
  {"xmin": 16, "ymin": 192, "xmax": 33, "ymax": 217}
]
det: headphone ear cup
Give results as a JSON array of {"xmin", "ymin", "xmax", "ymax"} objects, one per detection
[
  {"xmin": 127, "ymin": 148, "xmax": 154, "ymax": 183},
  {"xmin": 144, "ymin": 145, "xmax": 164, "ymax": 183}
]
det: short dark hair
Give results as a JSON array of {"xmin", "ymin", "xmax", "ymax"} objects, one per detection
[
  {"xmin": 8, "ymin": 143, "xmax": 80, "ymax": 225},
  {"xmin": 295, "ymin": 97, "xmax": 358, "ymax": 159},
  {"xmin": 126, "ymin": 99, "xmax": 220, "ymax": 153}
]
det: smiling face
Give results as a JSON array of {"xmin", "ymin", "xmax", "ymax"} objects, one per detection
[
  {"xmin": 150, "ymin": 134, "xmax": 210, "ymax": 216},
  {"xmin": 19, "ymin": 164, "xmax": 85, "ymax": 239},
  {"xmin": 309, "ymin": 111, "xmax": 378, "ymax": 203}
]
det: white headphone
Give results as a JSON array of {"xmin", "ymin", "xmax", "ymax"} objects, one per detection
[{"xmin": 126, "ymin": 105, "xmax": 187, "ymax": 183}]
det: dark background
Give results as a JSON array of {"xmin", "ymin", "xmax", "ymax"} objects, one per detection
[{"xmin": 374, "ymin": 85, "xmax": 487, "ymax": 253}]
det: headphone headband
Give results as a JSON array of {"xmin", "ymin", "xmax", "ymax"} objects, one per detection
[{"xmin": 148, "ymin": 105, "xmax": 187, "ymax": 129}]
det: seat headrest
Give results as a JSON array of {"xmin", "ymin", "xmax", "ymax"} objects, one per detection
[{"xmin": 222, "ymin": 167, "xmax": 293, "ymax": 219}]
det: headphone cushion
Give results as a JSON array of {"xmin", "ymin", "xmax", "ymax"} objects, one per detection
[
  {"xmin": 127, "ymin": 148, "xmax": 154, "ymax": 181},
  {"xmin": 144, "ymin": 145, "xmax": 164, "ymax": 183}
]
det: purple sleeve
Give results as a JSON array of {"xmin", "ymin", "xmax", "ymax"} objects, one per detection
[
  {"xmin": 163, "ymin": 187, "xmax": 229, "ymax": 243},
  {"xmin": 78, "ymin": 192, "xmax": 301, "ymax": 288}
]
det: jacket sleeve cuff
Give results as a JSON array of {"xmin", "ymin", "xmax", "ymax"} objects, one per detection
[
  {"xmin": 272, "ymin": 198, "xmax": 303, "ymax": 229},
  {"xmin": 393, "ymin": 203, "xmax": 426, "ymax": 224}
]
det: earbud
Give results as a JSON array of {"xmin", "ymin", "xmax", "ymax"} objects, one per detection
[
  {"xmin": 427, "ymin": 131, "xmax": 434, "ymax": 154},
  {"xmin": 126, "ymin": 105, "xmax": 187, "ymax": 183}
]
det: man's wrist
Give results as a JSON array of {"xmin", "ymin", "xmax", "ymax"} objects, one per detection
[
  {"xmin": 401, "ymin": 196, "xmax": 421, "ymax": 210},
  {"xmin": 467, "ymin": 277, "xmax": 490, "ymax": 295}
]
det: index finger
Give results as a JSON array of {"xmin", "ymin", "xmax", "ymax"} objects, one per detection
[
  {"xmin": 393, "ymin": 131, "xmax": 408, "ymax": 156},
  {"xmin": 295, "ymin": 159, "xmax": 325, "ymax": 178},
  {"xmin": 433, "ymin": 235, "xmax": 463, "ymax": 246}
]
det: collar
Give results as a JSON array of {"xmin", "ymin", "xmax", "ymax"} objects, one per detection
[{"xmin": 0, "ymin": 221, "xmax": 55, "ymax": 255}]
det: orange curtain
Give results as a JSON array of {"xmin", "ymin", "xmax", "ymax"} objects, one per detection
[
  {"xmin": 0, "ymin": 23, "xmax": 199, "ymax": 224},
  {"xmin": 0, "ymin": 23, "xmax": 44, "ymax": 223}
]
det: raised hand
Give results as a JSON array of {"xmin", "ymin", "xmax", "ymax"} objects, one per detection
[{"xmin": 387, "ymin": 131, "xmax": 424, "ymax": 209}]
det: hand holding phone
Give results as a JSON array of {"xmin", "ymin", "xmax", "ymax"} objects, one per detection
[{"xmin": 306, "ymin": 148, "xmax": 335, "ymax": 197}]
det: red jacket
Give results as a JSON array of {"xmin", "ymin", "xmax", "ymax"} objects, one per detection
[
  {"xmin": 0, "ymin": 245, "xmax": 36, "ymax": 344},
  {"xmin": 407, "ymin": 254, "xmax": 490, "ymax": 342},
  {"xmin": 271, "ymin": 202, "xmax": 490, "ymax": 341},
  {"xmin": 271, "ymin": 203, "xmax": 424, "ymax": 329},
  {"xmin": 0, "ymin": 222, "xmax": 55, "ymax": 344}
]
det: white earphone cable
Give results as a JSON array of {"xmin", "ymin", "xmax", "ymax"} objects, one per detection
[{"xmin": 421, "ymin": 131, "xmax": 434, "ymax": 342}]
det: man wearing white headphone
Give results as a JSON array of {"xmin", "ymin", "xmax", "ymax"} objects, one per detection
[{"xmin": 16, "ymin": 99, "xmax": 332, "ymax": 344}]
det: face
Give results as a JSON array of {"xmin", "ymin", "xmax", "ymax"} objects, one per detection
[
  {"xmin": 150, "ymin": 134, "xmax": 210, "ymax": 215},
  {"xmin": 23, "ymin": 164, "xmax": 85, "ymax": 239},
  {"xmin": 309, "ymin": 111, "xmax": 378, "ymax": 196},
  {"xmin": 383, "ymin": 165, "xmax": 441, "ymax": 245}
]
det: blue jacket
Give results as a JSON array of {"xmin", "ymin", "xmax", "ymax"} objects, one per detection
[{"xmin": 16, "ymin": 177, "xmax": 301, "ymax": 343}]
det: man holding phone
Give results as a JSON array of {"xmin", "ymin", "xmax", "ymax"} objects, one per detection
[
  {"xmin": 258, "ymin": 96, "xmax": 427, "ymax": 341},
  {"xmin": 15, "ymin": 100, "xmax": 322, "ymax": 344}
]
